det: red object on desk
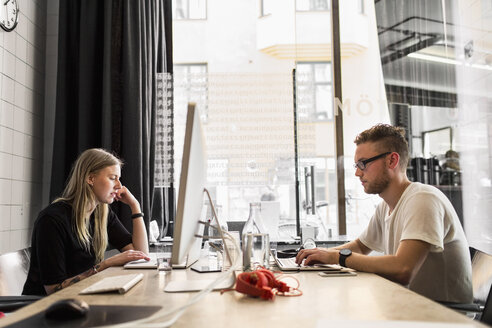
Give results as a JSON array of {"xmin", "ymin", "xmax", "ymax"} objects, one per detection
[
  {"xmin": 232, "ymin": 268, "xmax": 294, "ymax": 300},
  {"xmin": 0, "ymin": 311, "xmax": 4, "ymax": 318}
]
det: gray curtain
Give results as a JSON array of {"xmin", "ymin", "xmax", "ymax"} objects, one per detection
[{"xmin": 51, "ymin": 0, "xmax": 168, "ymax": 234}]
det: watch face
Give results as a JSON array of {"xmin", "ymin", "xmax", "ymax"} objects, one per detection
[
  {"xmin": 340, "ymin": 248, "xmax": 352, "ymax": 256},
  {"xmin": 0, "ymin": 0, "xmax": 19, "ymax": 32}
]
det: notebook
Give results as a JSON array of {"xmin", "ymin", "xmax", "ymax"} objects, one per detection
[
  {"xmin": 79, "ymin": 273, "xmax": 144, "ymax": 294},
  {"xmin": 274, "ymin": 256, "xmax": 353, "ymax": 272},
  {"xmin": 123, "ymin": 252, "xmax": 171, "ymax": 269}
]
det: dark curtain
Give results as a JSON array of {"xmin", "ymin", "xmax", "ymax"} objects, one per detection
[{"xmin": 51, "ymin": 0, "xmax": 168, "ymax": 234}]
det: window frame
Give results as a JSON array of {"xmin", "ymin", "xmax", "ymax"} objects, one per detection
[
  {"xmin": 296, "ymin": 61, "xmax": 334, "ymax": 122},
  {"xmin": 173, "ymin": 0, "xmax": 208, "ymax": 20},
  {"xmin": 296, "ymin": 0, "xmax": 331, "ymax": 12}
]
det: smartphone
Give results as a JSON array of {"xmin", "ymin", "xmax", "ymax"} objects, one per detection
[{"xmin": 318, "ymin": 271, "xmax": 357, "ymax": 277}]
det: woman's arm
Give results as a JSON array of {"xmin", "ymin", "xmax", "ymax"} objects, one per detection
[
  {"xmin": 115, "ymin": 186, "xmax": 149, "ymax": 253},
  {"xmin": 44, "ymin": 265, "xmax": 99, "ymax": 295},
  {"xmin": 128, "ymin": 215, "xmax": 149, "ymax": 254},
  {"xmin": 44, "ymin": 250, "xmax": 150, "ymax": 295}
]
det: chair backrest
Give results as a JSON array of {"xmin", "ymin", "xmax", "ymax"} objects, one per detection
[
  {"xmin": 481, "ymin": 283, "xmax": 492, "ymax": 325},
  {"xmin": 470, "ymin": 248, "xmax": 492, "ymax": 305},
  {"xmin": 0, "ymin": 248, "xmax": 31, "ymax": 296}
]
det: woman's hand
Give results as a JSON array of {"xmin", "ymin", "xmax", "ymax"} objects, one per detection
[
  {"xmin": 114, "ymin": 185, "xmax": 148, "ymax": 254},
  {"xmin": 100, "ymin": 250, "xmax": 150, "ymax": 269},
  {"xmin": 115, "ymin": 186, "xmax": 137, "ymax": 206},
  {"xmin": 115, "ymin": 186, "xmax": 141, "ymax": 213}
]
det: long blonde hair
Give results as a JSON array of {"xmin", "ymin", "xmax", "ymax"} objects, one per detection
[{"xmin": 55, "ymin": 148, "xmax": 123, "ymax": 263}]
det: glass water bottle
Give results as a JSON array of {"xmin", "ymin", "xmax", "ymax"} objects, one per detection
[{"xmin": 241, "ymin": 202, "xmax": 269, "ymax": 271}]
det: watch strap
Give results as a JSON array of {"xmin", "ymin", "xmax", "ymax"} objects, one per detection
[{"xmin": 339, "ymin": 249, "xmax": 351, "ymax": 267}]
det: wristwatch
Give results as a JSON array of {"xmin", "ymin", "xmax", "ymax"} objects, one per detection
[{"xmin": 339, "ymin": 248, "xmax": 352, "ymax": 267}]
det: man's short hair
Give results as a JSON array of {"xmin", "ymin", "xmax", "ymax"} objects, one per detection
[{"xmin": 354, "ymin": 124, "xmax": 409, "ymax": 171}]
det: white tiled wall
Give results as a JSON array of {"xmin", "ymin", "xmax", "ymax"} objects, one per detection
[{"xmin": 0, "ymin": 0, "xmax": 48, "ymax": 254}]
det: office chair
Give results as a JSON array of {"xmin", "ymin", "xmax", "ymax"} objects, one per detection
[
  {"xmin": 0, "ymin": 248, "xmax": 43, "ymax": 312},
  {"xmin": 480, "ymin": 280, "xmax": 492, "ymax": 325},
  {"xmin": 440, "ymin": 247, "xmax": 492, "ymax": 322}
]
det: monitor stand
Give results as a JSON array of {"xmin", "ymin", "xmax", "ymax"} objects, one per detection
[
  {"xmin": 163, "ymin": 271, "xmax": 235, "ymax": 293},
  {"xmin": 190, "ymin": 254, "xmax": 222, "ymax": 273},
  {"xmin": 171, "ymin": 260, "xmax": 188, "ymax": 269},
  {"xmin": 170, "ymin": 252, "xmax": 203, "ymax": 270}
]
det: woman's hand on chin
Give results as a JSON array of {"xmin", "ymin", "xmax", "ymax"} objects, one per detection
[{"xmin": 115, "ymin": 186, "xmax": 140, "ymax": 210}]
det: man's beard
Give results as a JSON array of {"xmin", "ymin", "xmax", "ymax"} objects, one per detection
[{"xmin": 364, "ymin": 169, "xmax": 391, "ymax": 194}]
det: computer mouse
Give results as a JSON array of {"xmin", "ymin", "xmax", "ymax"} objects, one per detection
[{"xmin": 44, "ymin": 298, "xmax": 90, "ymax": 320}]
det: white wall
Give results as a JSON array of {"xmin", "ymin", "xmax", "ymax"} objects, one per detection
[{"xmin": 0, "ymin": 0, "xmax": 48, "ymax": 254}]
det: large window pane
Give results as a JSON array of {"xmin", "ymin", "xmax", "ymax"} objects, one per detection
[
  {"xmin": 339, "ymin": 0, "xmax": 390, "ymax": 237},
  {"xmin": 373, "ymin": 0, "xmax": 488, "ymax": 245},
  {"xmin": 171, "ymin": 0, "xmax": 337, "ymax": 242},
  {"xmin": 454, "ymin": 1, "xmax": 492, "ymax": 253}
]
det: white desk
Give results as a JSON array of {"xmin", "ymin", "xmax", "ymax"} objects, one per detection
[{"xmin": 0, "ymin": 266, "xmax": 487, "ymax": 327}]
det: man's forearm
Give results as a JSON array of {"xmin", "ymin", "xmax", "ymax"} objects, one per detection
[
  {"xmin": 330, "ymin": 242, "xmax": 415, "ymax": 283},
  {"xmin": 342, "ymin": 239, "xmax": 430, "ymax": 285},
  {"xmin": 332, "ymin": 239, "xmax": 370, "ymax": 254}
]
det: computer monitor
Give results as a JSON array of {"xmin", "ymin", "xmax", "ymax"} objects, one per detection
[{"xmin": 170, "ymin": 103, "xmax": 208, "ymax": 268}]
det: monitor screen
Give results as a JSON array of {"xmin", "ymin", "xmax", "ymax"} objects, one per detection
[{"xmin": 171, "ymin": 103, "xmax": 208, "ymax": 267}]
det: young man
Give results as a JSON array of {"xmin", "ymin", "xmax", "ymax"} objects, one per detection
[{"xmin": 296, "ymin": 124, "xmax": 472, "ymax": 303}]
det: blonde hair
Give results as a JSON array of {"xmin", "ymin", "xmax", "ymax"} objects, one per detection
[{"xmin": 55, "ymin": 148, "xmax": 123, "ymax": 263}]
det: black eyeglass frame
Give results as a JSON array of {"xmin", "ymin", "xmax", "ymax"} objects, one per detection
[{"xmin": 353, "ymin": 152, "xmax": 392, "ymax": 170}]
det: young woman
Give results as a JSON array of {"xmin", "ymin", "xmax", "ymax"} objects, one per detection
[{"xmin": 23, "ymin": 148, "xmax": 150, "ymax": 295}]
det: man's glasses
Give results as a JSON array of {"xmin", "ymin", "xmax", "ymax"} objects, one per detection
[{"xmin": 353, "ymin": 152, "xmax": 391, "ymax": 171}]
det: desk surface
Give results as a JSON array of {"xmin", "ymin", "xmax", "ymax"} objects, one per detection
[{"xmin": 0, "ymin": 266, "xmax": 486, "ymax": 327}]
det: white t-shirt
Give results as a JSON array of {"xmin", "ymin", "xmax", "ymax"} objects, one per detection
[{"xmin": 359, "ymin": 182, "xmax": 473, "ymax": 303}]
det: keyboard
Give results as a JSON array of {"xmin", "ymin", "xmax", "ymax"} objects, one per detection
[
  {"xmin": 275, "ymin": 256, "xmax": 345, "ymax": 271},
  {"xmin": 276, "ymin": 257, "xmax": 299, "ymax": 268},
  {"xmin": 79, "ymin": 273, "xmax": 144, "ymax": 294},
  {"xmin": 123, "ymin": 252, "xmax": 171, "ymax": 269}
]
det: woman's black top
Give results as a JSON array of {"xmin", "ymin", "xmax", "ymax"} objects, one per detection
[{"xmin": 22, "ymin": 201, "xmax": 132, "ymax": 295}]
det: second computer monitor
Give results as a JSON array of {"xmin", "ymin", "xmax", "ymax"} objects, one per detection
[{"xmin": 170, "ymin": 103, "xmax": 208, "ymax": 268}]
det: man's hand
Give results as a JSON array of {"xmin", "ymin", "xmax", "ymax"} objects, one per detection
[{"xmin": 295, "ymin": 248, "xmax": 339, "ymax": 266}]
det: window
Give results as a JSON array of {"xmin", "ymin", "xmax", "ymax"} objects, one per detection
[
  {"xmin": 358, "ymin": 0, "xmax": 365, "ymax": 14},
  {"xmin": 296, "ymin": 0, "xmax": 330, "ymax": 12},
  {"xmin": 296, "ymin": 62, "xmax": 333, "ymax": 121},
  {"xmin": 174, "ymin": 64, "xmax": 208, "ymax": 121},
  {"xmin": 172, "ymin": 64, "xmax": 208, "ymax": 207},
  {"xmin": 261, "ymin": 0, "xmax": 274, "ymax": 16},
  {"xmin": 170, "ymin": 0, "xmax": 347, "ymax": 242},
  {"xmin": 173, "ymin": 0, "xmax": 207, "ymax": 20}
]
